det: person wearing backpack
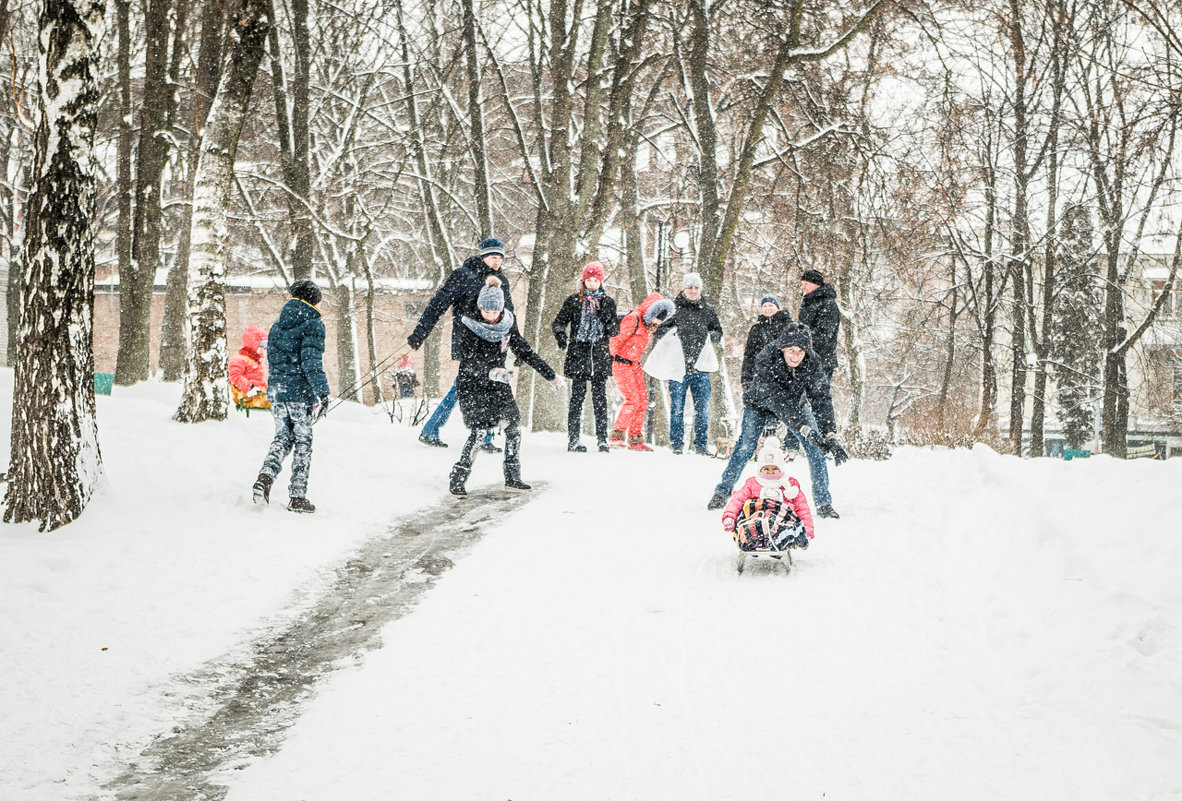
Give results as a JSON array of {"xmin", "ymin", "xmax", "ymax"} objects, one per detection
[{"xmin": 607, "ymin": 293, "xmax": 674, "ymax": 450}]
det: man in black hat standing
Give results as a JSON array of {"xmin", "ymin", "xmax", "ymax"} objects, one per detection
[{"xmin": 798, "ymin": 268, "xmax": 840, "ymax": 381}]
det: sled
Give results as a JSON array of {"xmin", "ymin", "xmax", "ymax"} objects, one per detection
[{"xmin": 735, "ymin": 542, "xmax": 795, "ymax": 575}]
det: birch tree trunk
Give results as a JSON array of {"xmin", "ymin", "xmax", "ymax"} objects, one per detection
[
  {"xmin": 175, "ymin": 0, "xmax": 269, "ymax": 422},
  {"xmin": 160, "ymin": 0, "xmax": 224, "ymax": 381},
  {"xmin": 4, "ymin": 0, "xmax": 104, "ymax": 531}
]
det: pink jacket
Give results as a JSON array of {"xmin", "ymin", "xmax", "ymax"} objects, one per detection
[{"xmin": 721, "ymin": 476, "xmax": 815, "ymax": 539}]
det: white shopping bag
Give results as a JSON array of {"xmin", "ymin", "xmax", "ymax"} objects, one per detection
[
  {"xmin": 693, "ymin": 339, "xmax": 719, "ymax": 372},
  {"xmin": 643, "ymin": 328, "xmax": 686, "ymax": 381}
]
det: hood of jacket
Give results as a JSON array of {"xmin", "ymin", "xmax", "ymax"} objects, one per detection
[
  {"xmin": 801, "ymin": 283, "xmax": 837, "ymax": 307},
  {"xmin": 635, "ymin": 291, "xmax": 664, "ymax": 318},
  {"xmin": 241, "ymin": 325, "xmax": 266, "ymax": 352},
  {"xmin": 463, "ymin": 253, "xmax": 500, "ymax": 281},
  {"xmin": 274, "ymin": 297, "xmax": 322, "ymax": 332}
]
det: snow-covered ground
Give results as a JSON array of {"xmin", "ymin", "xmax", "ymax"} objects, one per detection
[{"xmin": 2, "ymin": 367, "xmax": 1181, "ymax": 800}]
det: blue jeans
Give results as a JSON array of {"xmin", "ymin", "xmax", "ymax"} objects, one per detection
[
  {"xmin": 668, "ymin": 372, "xmax": 712, "ymax": 450},
  {"xmin": 713, "ymin": 404, "xmax": 831, "ymax": 506},
  {"xmin": 421, "ymin": 381, "xmax": 493, "ymax": 445}
]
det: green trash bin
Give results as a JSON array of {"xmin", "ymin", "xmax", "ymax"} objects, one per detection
[{"xmin": 94, "ymin": 373, "xmax": 115, "ymax": 395}]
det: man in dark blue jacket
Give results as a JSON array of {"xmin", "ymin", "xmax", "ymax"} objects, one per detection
[
  {"xmin": 707, "ymin": 322, "xmax": 848, "ymax": 518},
  {"xmin": 252, "ymin": 280, "xmax": 331, "ymax": 513},
  {"xmin": 407, "ymin": 238, "xmax": 511, "ymax": 449}
]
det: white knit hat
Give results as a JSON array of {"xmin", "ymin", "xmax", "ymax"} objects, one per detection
[{"xmin": 754, "ymin": 437, "xmax": 797, "ymax": 496}]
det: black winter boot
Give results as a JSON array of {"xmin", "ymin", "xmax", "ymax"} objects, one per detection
[
  {"xmin": 503, "ymin": 461, "xmax": 531, "ymax": 492},
  {"xmin": 449, "ymin": 465, "xmax": 470, "ymax": 498},
  {"xmin": 287, "ymin": 497, "xmax": 316, "ymax": 513},
  {"xmin": 252, "ymin": 473, "xmax": 273, "ymax": 505}
]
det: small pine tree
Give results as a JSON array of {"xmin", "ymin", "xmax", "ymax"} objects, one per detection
[{"xmin": 1050, "ymin": 205, "xmax": 1102, "ymax": 449}]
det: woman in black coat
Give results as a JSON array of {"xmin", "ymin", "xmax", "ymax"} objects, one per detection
[
  {"xmin": 550, "ymin": 261, "xmax": 619, "ymax": 452},
  {"xmin": 740, "ymin": 294, "xmax": 791, "ymax": 393},
  {"xmin": 450, "ymin": 277, "xmax": 557, "ymax": 498}
]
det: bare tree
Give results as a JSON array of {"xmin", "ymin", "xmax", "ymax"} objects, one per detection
[
  {"xmin": 5, "ymin": 0, "xmax": 105, "ymax": 531},
  {"xmin": 175, "ymin": 0, "xmax": 270, "ymax": 422}
]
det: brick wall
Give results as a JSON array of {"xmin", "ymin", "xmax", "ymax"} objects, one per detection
[{"xmin": 91, "ymin": 287, "xmax": 462, "ymax": 402}]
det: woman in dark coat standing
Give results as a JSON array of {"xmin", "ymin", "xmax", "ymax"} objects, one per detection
[
  {"xmin": 740, "ymin": 294, "xmax": 791, "ymax": 393},
  {"xmin": 450, "ymin": 276, "xmax": 558, "ymax": 498},
  {"xmin": 550, "ymin": 262, "xmax": 619, "ymax": 452}
]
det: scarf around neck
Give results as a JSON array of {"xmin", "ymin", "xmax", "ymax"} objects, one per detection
[
  {"xmin": 576, "ymin": 288, "xmax": 606, "ymax": 343},
  {"xmin": 462, "ymin": 309, "xmax": 516, "ymax": 343}
]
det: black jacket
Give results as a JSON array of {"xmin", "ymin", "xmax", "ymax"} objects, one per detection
[
  {"xmin": 408, "ymin": 255, "xmax": 514, "ymax": 360},
  {"xmin": 454, "ymin": 305, "xmax": 555, "ymax": 430},
  {"xmin": 551, "ymin": 292, "xmax": 620, "ymax": 380},
  {"xmin": 744, "ymin": 323, "xmax": 837, "ymax": 434},
  {"xmin": 798, "ymin": 283, "xmax": 840, "ymax": 374},
  {"xmin": 650, "ymin": 291, "xmax": 723, "ymax": 375},
  {"xmin": 740, "ymin": 309, "xmax": 791, "ymax": 391}
]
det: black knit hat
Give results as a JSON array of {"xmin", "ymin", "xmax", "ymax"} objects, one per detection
[
  {"xmin": 290, "ymin": 279, "xmax": 322, "ymax": 306},
  {"xmin": 801, "ymin": 269, "xmax": 825, "ymax": 285},
  {"xmin": 775, "ymin": 321, "xmax": 814, "ymax": 352}
]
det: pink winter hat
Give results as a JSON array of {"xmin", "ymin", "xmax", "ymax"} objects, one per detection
[{"xmin": 581, "ymin": 261, "xmax": 605, "ymax": 284}]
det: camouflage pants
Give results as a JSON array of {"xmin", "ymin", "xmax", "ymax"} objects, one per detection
[{"xmin": 260, "ymin": 401, "xmax": 315, "ymax": 499}]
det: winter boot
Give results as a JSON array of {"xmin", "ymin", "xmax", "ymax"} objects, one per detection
[
  {"xmin": 479, "ymin": 441, "xmax": 502, "ymax": 454},
  {"xmin": 449, "ymin": 465, "xmax": 470, "ymax": 499},
  {"xmin": 567, "ymin": 439, "xmax": 588, "ymax": 453},
  {"xmin": 418, "ymin": 433, "xmax": 448, "ymax": 448},
  {"xmin": 706, "ymin": 492, "xmax": 727, "ymax": 511},
  {"xmin": 252, "ymin": 473, "xmax": 273, "ymax": 505},
  {"xmin": 627, "ymin": 435, "xmax": 652, "ymax": 452},
  {"xmin": 608, "ymin": 428, "xmax": 626, "ymax": 447},
  {"xmin": 597, "ymin": 439, "xmax": 611, "ymax": 453},
  {"xmin": 287, "ymin": 497, "xmax": 316, "ymax": 514},
  {"xmin": 816, "ymin": 504, "xmax": 840, "ymax": 519},
  {"xmin": 503, "ymin": 461, "xmax": 531, "ymax": 492}
]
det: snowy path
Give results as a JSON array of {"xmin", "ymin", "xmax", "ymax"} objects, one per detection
[
  {"xmin": 98, "ymin": 486, "xmax": 540, "ymax": 800},
  {"xmin": 206, "ymin": 445, "xmax": 1182, "ymax": 801}
]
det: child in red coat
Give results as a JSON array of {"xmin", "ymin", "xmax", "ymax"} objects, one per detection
[
  {"xmin": 229, "ymin": 326, "xmax": 270, "ymax": 409},
  {"xmin": 721, "ymin": 437, "xmax": 814, "ymax": 551}
]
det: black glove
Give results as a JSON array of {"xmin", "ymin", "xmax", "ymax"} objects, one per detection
[
  {"xmin": 825, "ymin": 432, "xmax": 849, "ymax": 466},
  {"xmin": 555, "ymin": 331, "xmax": 568, "ymax": 350},
  {"xmin": 407, "ymin": 332, "xmax": 424, "ymax": 350},
  {"xmin": 315, "ymin": 394, "xmax": 330, "ymax": 421},
  {"xmin": 798, "ymin": 425, "xmax": 824, "ymax": 450}
]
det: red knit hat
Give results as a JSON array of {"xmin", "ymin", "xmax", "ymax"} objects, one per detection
[{"xmin": 581, "ymin": 261, "xmax": 605, "ymax": 284}]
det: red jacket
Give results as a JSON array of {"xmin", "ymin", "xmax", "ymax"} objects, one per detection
[
  {"xmin": 228, "ymin": 326, "xmax": 268, "ymax": 393},
  {"xmin": 610, "ymin": 292, "xmax": 663, "ymax": 365},
  {"xmin": 722, "ymin": 475, "xmax": 815, "ymax": 539}
]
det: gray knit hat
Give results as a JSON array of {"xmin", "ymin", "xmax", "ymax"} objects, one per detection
[
  {"xmin": 682, "ymin": 272, "xmax": 703, "ymax": 290},
  {"xmin": 477, "ymin": 276, "xmax": 506, "ymax": 312}
]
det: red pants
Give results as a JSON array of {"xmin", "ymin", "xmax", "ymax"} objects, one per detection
[{"xmin": 612, "ymin": 363, "xmax": 647, "ymax": 436}]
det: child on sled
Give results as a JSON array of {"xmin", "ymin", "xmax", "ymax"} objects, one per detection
[{"xmin": 720, "ymin": 437, "xmax": 814, "ymax": 551}]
